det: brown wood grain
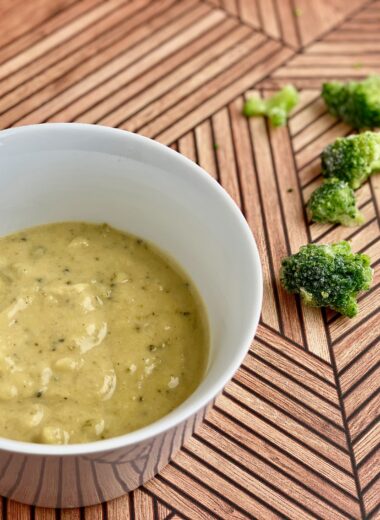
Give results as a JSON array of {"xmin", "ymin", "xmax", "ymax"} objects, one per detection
[
  {"xmin": 0, "ymin": 0, "xmax": 78, "ymax": 51},
  {"xmin": 34, "ymin": 508, "xmax": 56, "ymax": 520},
  {"xmin": 0, "ymin": 0, "xmax": 379, "ymax": 518},
  {"xmin": 230, "ymin": 96, "xmax": 280, "ymax": 330},
  {"xmin": 0, "ymin": 0, "xmax": 103, "ymax": 66},
  {"xmin": 0, "ymin": 0, "xmax": 149, "ymax": 100},
  {"xmin": 76, "ymin": 14, "xmax": 239, "ymax": 125}
]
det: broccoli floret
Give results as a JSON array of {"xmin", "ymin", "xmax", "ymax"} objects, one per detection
[
  {"xmin": 307, "ymin": 178, "xmax": 364, "ymax": 227},
  {"xmin": 322, "ymin": 75, "xmax": 380, "ymax": 129},
  {"xmin": 266, "ymin": 107, "xmax": 287, "ymax": 127},
  {"xmin": 266, "ymin": 85, "xmax": 299, "ymax": 127},
  {"xmin": 242, "ymin": 96, "xmax": 267, "ymax": 117},
  {"xmin": 280, "ymin": 241, "xmax": 373, "ymax": 317},
  {"xmin": 243, "ymin": 85, "xmax": 299, "ymax": 127},
  {"xmin": 321, "ymin": 132, "xmax": 380, "ymax": 189}
]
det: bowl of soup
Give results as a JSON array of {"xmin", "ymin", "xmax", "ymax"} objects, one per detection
[{"xmin": 0, "ymin": 123, "xmax": 262, "ymax": 507}]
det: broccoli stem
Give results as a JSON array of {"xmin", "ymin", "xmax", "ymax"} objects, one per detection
[
  {"xmin": 242, "ymin": 85, "xmax": 299, "ymax": 126},
  {"xmin": 371, "ymin": 160, "xmax": 380, "ymax": 173}
]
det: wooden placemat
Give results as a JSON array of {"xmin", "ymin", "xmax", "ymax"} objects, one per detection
[{"xmin": 1, "ymin": 0, "xmax": 379, "ymax": 518}]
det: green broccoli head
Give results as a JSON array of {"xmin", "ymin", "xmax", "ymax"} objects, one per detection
[
  {"xmin": 242, "ymin": 96, "xmax": 267, "ymax": 117},
  {"xmin": 266, "ymin": 85, "xmax": 299, "ymax": 113},
  {"xmin": 322, "ymin": 76, "xmax": 380, "ymax": 129},
  {"xmin": 321, "ymin": 131, "xmax": 380, "ymax": 189},
  {"xmin": 280, "ymin": 241, "xmax": 373, "ymax": 317},
  {"xmin": 267, "ymin": 107, "xmax": 287, "ymax": 127},
  {"xmin": 242, "ymin": 85, "xmax": 299, "ymax": 126},
  {"xmin": 307, "ymin": 178, "xmax": 364, "ymax": 227}
]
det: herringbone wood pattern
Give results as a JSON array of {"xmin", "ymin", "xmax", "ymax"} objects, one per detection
[{"xmin": 0, "ymin": 0, "xmax": 379, "ymax": 518}]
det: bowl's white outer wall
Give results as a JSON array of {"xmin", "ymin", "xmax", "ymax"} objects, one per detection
[
  {"xmin": 0, "ymin": 124, "xmax": 262, "ymax": 507},
  {"xmin": 0, "ymin": 404, "xmax": 211, "ymax": 508}
]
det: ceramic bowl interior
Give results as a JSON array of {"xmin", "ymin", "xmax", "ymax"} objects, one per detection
[{"xmin": 0, "ymin": 124, "xmax": 262, "ymax": 455}]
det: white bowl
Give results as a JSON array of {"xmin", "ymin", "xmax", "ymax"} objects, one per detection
[{"xmin": 0, "ymin": 123, "xmax": 262, "ymax": 507}]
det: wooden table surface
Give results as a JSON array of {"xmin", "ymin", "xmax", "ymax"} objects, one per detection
[{"xmin": 1, "ymin": 0, "xmax": 379, "ymax": 518}]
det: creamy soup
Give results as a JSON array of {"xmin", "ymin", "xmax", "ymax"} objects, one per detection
[{"xmin": 0, "ymin": 223, "xmax": 208, "ymax": 444}]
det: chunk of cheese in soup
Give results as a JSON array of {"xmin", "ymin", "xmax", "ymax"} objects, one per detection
[{"xmin": 0, "ymin": 223, "xmax": 208, "ymax": 444}]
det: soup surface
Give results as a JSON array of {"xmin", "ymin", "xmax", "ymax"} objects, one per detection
[{"xmin": 0, "ymin": 223, "xmax": 208, "ymax": 444}]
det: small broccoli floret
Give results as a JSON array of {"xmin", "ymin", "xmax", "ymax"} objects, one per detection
[
  {"xmin": 266, "ymin": 85, "xmax": 299, "ymax": 127},
  {"xmin": 242, "ymin": 85, "xmax": 299, "ymax": 126},
  {"xmin": 242, "ymin": 96, "xmax": 267, "ymax": 117},
  {"xmin": 280, "ymin": 241, "xmax": 373, "ymax": 317},
  {"xmin": 321, "ymin": 132, "xmax": 380, "ymax": 189},
  {"xmin": 267, "ymin": 107, "xmax": 287, "ymax": 127},
  {"xmin": 322, "ymin": 75, "xmax": 380, "ymax": 129},
  {"xmin": 307, "ymin": 178, "xmax": 364, "ymax": 227}
]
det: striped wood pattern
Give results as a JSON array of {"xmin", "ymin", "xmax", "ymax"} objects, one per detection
[{"xmin": 0, "ymin": 0, "xmax": 379, "ymax": 518}]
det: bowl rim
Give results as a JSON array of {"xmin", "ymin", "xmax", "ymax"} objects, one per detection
[{"xmin": 0, "ymin": 123, "xmax": 263, "ymax": 456}]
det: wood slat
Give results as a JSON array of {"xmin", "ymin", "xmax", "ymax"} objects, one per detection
[
  {"xmin": 178, "ymin": 131, "xmax": 197, "ymax": 163},
  {"xmin": 257, "ymin": 0, "xmax": 281, "ymax": 40},
  {"xmin": 146, "ymin": 475, "xmax": 237, "ymax": 520},
  {"xmin": 0, "ymin": 0, "xmax": 125, "ymax": 82},
  {"xmin": 248, "ymin": 106, "xmax": 304, "ymax": 343},
  {"xmin": 309, "ymin": 39, "xmax": 380, "ymax": 53},
  {"xmin": 0, "ymin": 0, "xmax": 78, "ymax": 51},
  {"xmin": 196, "ymin": 423, "xmax": 353, "ymax": 519},
  {"xmin": 364, "ymin": 477, "xmax": 380, "ymax": 517},
  {"xmin": 229, "ymin": 97, "xmax": 280, "ymax": 330},
  {"xmin": 153, "ymin": 45, "xmax": 293, "ymax": 144},
  {"xmin": 256, "ymin": 324, "xmax": 335, "ymax": 383},
  {"xmin": 241, "ymin": 353, "xmax": 342, "ymax": 423},
  {"xmin": 6, "ymin": 502, "xmax": 31, "ymax": 520},
  {"xmin": 294, "ymin": 0, "xmax": 368, "ymax": 45},
  {"xmin": 34, "ymin": 508, "xmax": 56, "ymax": 520},
  {"xmin": 289, "ymin": 97, "xmax": 327, "ymax": 136},
  {"xmin": 295, "ymin": 121, "xmax": 351, "ymax": 170},
  {"xmin": 329, "ymin": 286, "xmax": 380, "ymax": 343},
  {"xmin": 286, "ymin": 53, "xmax": 380, "ymax": 67},
  {"xmin": 164, "ymin": 454, "xmax": 264, "ymax": 518},
  {"xmin": 334, "ymin": 309, "xmax": 380, "ymax": 371},
  {"xmin": 359, "ymin": 447, "xmax": 380, "ymax": 489},
  {"xmin": 127, "ymin": 33, "xmax": 269, "ymax": 134},
  {"xmin": 207, "ymin": 407, "xmax": 360, "ymax": 516},
  {"xmin": 5, "ymin": 0, "xmax": 200, "ymax": 126},
  {"xmin": 354, "ymin": 425, "xmax": 380, "ymax": 465},
  {"xmin": 299, "ymin": 157, "xmax": 321, "ymax": 187},
  {"xmin": 252, "ymin": 335, "xmax": 337, "ymax": 400},
  {"xmin": 344, "ymin": 364, "xmax": 380, "ymax": 418},
  {"xmin": 212, "ymin": 107, "xmax": 241, "ymax": 206},
  {"xmin": 132, "ymin": 490, "xmax": 154, "ymax": 519},
  {"xmin": 225, "ymin": 380, "xmax": 349, "ymax": 471},
  {"xmin": 340, "ymin": 339, "xmax": 380, "ymax": 394},
  {"xmin": 83, "ymin": 505, "xmax": 104, "ymax": 520},
  {"xmin": 60, "ymin": 510, "xmax": 81, "ymax": 520},
  {"xmin": 106, "ymin": 495, "xmax": 132, "ymax": 520},
  {"xmin": 238, "ymin": 0, "xmax": 260, "ymax": 27},
  {"xmin": 216, "ymin": 393, "xmax": 357, "ymax": 495},
  {"xmin": 311, "ymin": 202, "xmax": 376, "ymax": 243},
  {"xmin": 275, "ymin": 0, "xmax": 300, "ymax": 48},
  {"xmin": 0, "ymin": 0, "xmax": 103, "ymax": 66},
  {"xmin": 349, "ymin": 391, "xmax": 380, "ymax": 440},
  {"xmin": 194, "ymin": 119, "xmax": 218, "ymax": 180},
  {"xmin": 274, "ymin": 66, "xmax": 380, "ymax": 78},
  {"xmin": 236, "ymin": 366, "xmax": 346, "ymax": 446},
  {"xmin": 62, "ymin": 7, "xmax": 234, "ymax": 124},
  {"xmin": 293, "ymin": 112, "xmax": 338, "ymax": 152},
  {"xmin": 183, "ymin": 436, "xmax": 319, "ymax": 520},
  {"xmin": 0, "ymin": 0, "xmax": 151, "ymax": 100},
  {"xmin": 156, "ymin": 500, "xmax": 172, "ymax": 520}
]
